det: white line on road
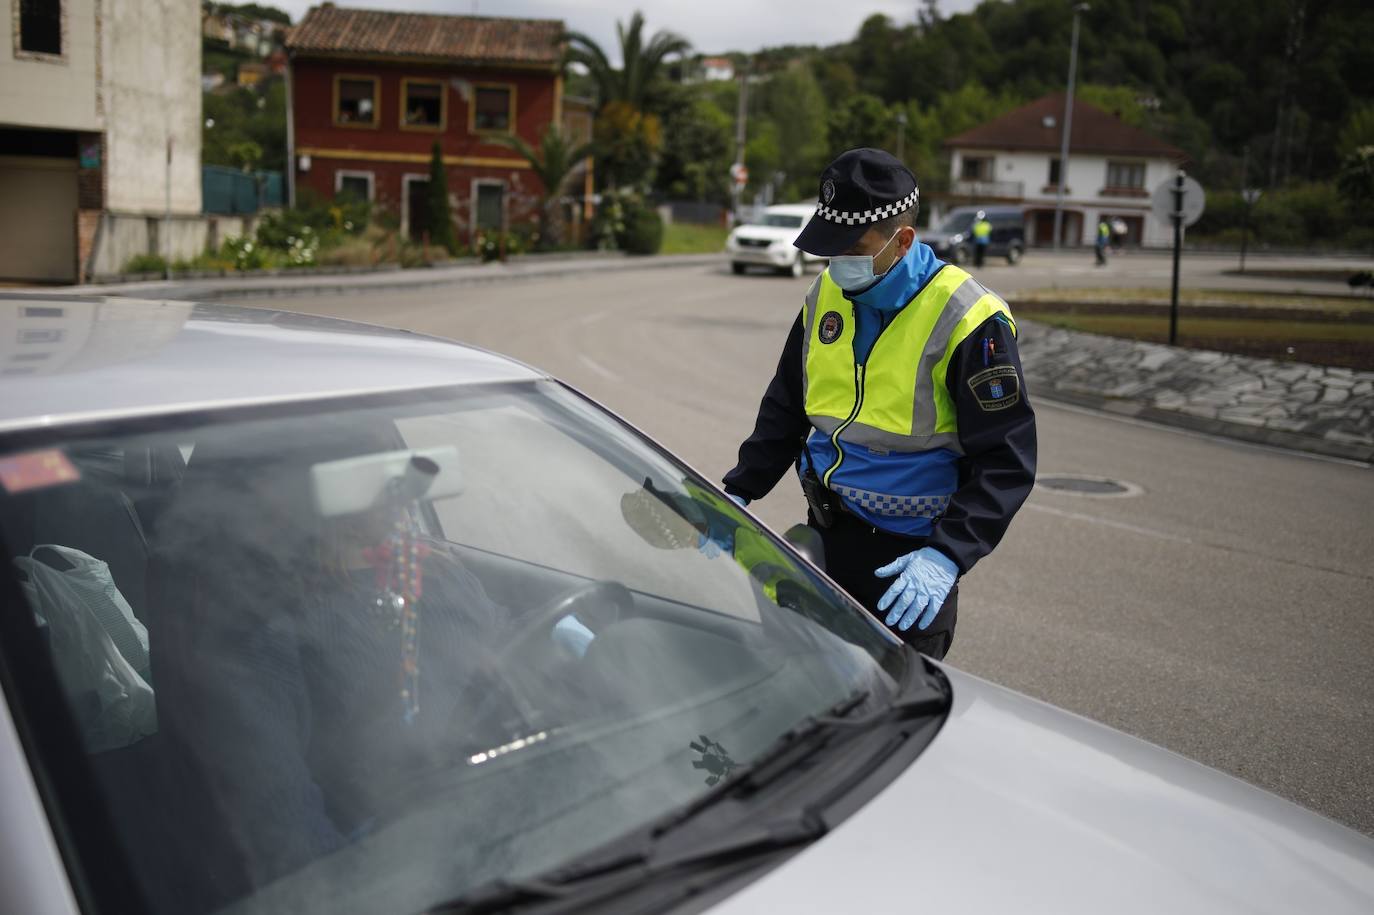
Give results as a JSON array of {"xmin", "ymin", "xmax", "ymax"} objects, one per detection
[
  {"xmin": 577, "ymin": 353, "xmax": 622, "ymax": 382},
  {"xmin": 1025, "ymin": 501, "xmax": 1194, "ymax": 544}
]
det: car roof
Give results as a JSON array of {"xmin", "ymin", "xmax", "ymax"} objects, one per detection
[
  {"xmin": 946, "ymin": 205, "xmax": 1022, "ymax": 217},
  {"xmin": 0, "ymin": 295, "xmax": 545, "ymax": 434},
  {"xmin": 763, "ymin": 203, "xmax": 817, "ymax": 215}
]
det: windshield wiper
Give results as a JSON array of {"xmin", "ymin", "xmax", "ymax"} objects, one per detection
[{"xmin": 430, "ymin": 665, "xmax": 949, "ymax": 914}]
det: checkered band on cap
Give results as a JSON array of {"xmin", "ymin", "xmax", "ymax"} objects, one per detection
[{"xmin": 815, "ymin": 188, "xmax": 919, "ymax": 227}]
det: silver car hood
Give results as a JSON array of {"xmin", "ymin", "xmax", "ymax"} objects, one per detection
[{"xmin": 707, "ymin": 665, "xmax": 1374, "ymax": 914}]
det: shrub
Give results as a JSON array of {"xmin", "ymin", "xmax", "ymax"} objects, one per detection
[
  {"xmin": 621, "ymin": 204, "xmax": 664, "ymax": 255},
  {"xmin": 219, "ymin": 236, "xmax": 272, "ymax": 271},
  {"xmin": 122, "ymin": 253, "xmax": 167, "ymax": 274}
]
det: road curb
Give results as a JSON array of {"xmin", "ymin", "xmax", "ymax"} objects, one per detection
[
  {"xmin": 1030, "ymin": 386, "xmax": 1374, "ymax": 464},
  {"xmin": 1017, "ymin": 319, "xmax": 1374, "ymax": 466},
  {"xmin": 71, "ymin": 253, "xmax": 723, "ymax": 303}
]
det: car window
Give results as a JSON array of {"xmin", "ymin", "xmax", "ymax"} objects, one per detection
[
  {"xmin": 759, "ymin": 214, "xmax": 805, "ymax": 228},
  {"xmin": 0, "ymin": 381, "xmax": 906, "ymax": 915},
  {"xmin": 939, "ymin": 212, "xmax": 974, "ymax": 233}
]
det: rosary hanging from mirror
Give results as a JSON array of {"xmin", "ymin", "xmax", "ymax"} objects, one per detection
[{"xmin": 364, "ymin": 510, "xmax": 431, "ymax": 724}]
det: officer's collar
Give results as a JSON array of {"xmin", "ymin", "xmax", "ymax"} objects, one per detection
[{"xmin": 843, "ymin": 240, "xmax": 944, "ymax": 313}]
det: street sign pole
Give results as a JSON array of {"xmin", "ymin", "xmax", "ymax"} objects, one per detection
[{"xmin": 1169, "ymin": 170, "xmax": 1183, "ymax": 346}]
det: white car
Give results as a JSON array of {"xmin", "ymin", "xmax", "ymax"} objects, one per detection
[{"xmin": 726, "ymin": 204, "xmax": 826, "ymax": 277}]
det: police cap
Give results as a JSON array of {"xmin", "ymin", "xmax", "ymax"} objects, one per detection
[{"xmin": 794, "ymin": 148, "xmax": 919, "ymax": 257}]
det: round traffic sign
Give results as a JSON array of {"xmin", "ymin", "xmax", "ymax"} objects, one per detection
[{"xmin": 1151, "ymin": 174, "xmax": 1206, "ymax": 227}]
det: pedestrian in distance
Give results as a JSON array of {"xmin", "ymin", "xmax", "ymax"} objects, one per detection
[
  {"xmin": 972, "ymin": 210, "xmax": 992, "ymax": 268},
  {"xmin": 1110, "ymin": 217, "xmax": 1128, "ymax": 254},
  {"xmin": 721, "ymin": 149, "xmax": 1037, "ymax": 660},
  {"xmin": 1095, "ymin": 217, "xmax": 1110, "ymax": 267}
]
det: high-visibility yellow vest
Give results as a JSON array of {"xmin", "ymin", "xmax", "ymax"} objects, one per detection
[
  {"xmin": 973, "ymin": 219, "xmax": 992, "ymax": 241},
  {"xmin": 801, "ymin": 266, "xmax": 1015, "ymax": 496}
]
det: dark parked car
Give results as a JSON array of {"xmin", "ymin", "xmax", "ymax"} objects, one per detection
[{"xmin": 924, "ymin": 205, "xmax": 1025, "ymax": 265}]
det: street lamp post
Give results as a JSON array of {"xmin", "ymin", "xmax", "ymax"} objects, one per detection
[{"xmin": 1051, "ymin": 3, "xmax": 1089, "ymax": 252}]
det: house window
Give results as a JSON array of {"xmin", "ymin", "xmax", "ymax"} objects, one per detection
[
  {"xmin": 335, "ymin": 170, "xmax": 374, "ymax": 202},
  {"xmin": 472, "ymin": 85, "xmax": 515, "ymax": 133},
  {"xmin": 335, "ymin": 76, "xmax": 378, "ymax": 127},
  {"xmin": 960, "ymin": 156, "xmax": 993, "ymax": 182},
  {"xmin": 1106, "ymin": 161, "xmax": 1146, "ymax": 189},
  {"xmin": 1047, "ymin": 158, "xmax": 1061, "ymax": 187},
  {"xmin": 17, "ymin": 0, "xmax": 62, "ymax": 56},
  {"xmin": 402, "ymin": 79, "xmax": 445, "ymax": 130}
]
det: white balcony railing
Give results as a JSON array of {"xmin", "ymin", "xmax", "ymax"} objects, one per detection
[{"xmin": 951, "ymin": 179, "xmax": 1024, "ymax": 199}]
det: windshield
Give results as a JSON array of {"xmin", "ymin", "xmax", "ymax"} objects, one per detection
[
  {"xmin": 938, "ymin": 212, "xmax": 976, "ymax": 234},
  {"xmin": 756, "ymin": 213, "xmax": 805, "ymax": 228},
  {"xmin": 0, "ymin": 381, "xmax": 906, "ymax": 915}
]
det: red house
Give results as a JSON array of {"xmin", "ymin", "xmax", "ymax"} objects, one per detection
[{"xmin": 285, "ymin": 4, "xmax": 564, "ymax": 244}]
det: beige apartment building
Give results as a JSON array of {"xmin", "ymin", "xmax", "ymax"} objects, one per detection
[{"xmin": 0, "ymin": 0, "xmax": 203, "ymax": 282}]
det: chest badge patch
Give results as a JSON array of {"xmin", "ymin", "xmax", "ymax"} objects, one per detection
[
  {"xmin": 968, "ymin": 365, "xmax": 1020, "ymax": 411},
  {"xmin": 819, "ymin": 311, "xmax": 844, "ymax": 344}
]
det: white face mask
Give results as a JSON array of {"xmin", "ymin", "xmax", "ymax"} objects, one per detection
[{"xmin": 827, "ymin": 230, "xmax": 903, "ymax": 292}]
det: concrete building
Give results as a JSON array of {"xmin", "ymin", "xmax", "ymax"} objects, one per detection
[
  {"xmin": 0, "ymin": 0, "xmax": 221, "ymax": 282},
  {"xmin": 935, "ymin": 94, "xmax": 1186, "ymax": 248}
]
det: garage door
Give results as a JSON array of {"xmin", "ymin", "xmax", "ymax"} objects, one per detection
[{"xmin": 0, "ymin": 155, "xmax": 77, "ymax": 283}]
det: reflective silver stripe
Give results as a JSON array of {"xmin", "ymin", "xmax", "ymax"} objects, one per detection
[
  {"xmin": 830, "ymin": 483, "xmax": 950, "ymax": 519},
  {"xmin": 810, "ymin": 414, "xmax": 843, "ymax": 436},
  {"xmin": 800, "ymin": 275, "xmax": 823, "ymax": 409},
  {"xmin": 836, "ymin": 423, "xmax": 962, "ymax": 455},
  {"xmin": 910, "ymin": 271, "xmax": 990, "ymax": 440}
]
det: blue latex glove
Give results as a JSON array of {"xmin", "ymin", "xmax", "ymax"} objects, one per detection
[
  {"xmin": 552, "ymin": 614, "xmax": 596, "ymax": 658},
  {"xmin": 727, "ymin": 494, "xmax": 749, "ymax": 508},
  {"xmin": 697, "ymin": 532, "xmax": 724, "ymax": 559},
  {"xmin": 875, "ymin": 548, "xmax": 959, "ymax": 632}
]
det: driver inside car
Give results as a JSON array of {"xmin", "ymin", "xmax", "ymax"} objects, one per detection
[{"xmin": 152, "ymin": 427, "xmax": 536, "ymax": 893}]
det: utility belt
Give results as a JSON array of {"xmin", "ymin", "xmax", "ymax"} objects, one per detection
[{"xmin": 802, "ymin": 468, "xmax": 952, "ymax": 532}]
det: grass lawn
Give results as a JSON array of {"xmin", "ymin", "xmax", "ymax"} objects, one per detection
[{"xmin": 661, "ymin": 222, "xmax": 729, "ymax": 255}]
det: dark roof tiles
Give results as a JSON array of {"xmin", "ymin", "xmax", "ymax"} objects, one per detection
[
  {"xmin": 286, "ymin": 5, "xmax": 563, "ymax": 68},
  {"xmin": 944, "ymin": 93, "xmax": 1185, "ymax": 159}
]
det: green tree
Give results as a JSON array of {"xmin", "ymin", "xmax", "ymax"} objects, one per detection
[
  {"xmin": 426, "ymin": 140, "xmax": 456, "ymax": 255},
  {"xmin": 562, "ymin": 11, "xmax": 691, "ymax": 114},
  {"xmin": 753, "ymin": 66, "xmax": 831, "ymax": 200},
  {"xmin": 656, "ymin": 94, "xmax": 733, "ymax": 202},
  {"xmin": 491, "ymin": 126, "xmax": 593, "ymax": 248},
  {"xmin": 827, "ymin": 93, "xmax": 894, "ymax": 153}
]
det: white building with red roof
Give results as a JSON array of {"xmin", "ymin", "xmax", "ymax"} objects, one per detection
[{"xmin": 937, "ymin": 93, "xmax": 1187, "ymax": 248}]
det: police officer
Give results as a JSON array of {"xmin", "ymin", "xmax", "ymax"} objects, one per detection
[
  {"xmin": 721, "ymin": 149, "xmax": 1036, "ymax": 660},
  {"xmin": 972, "ymin": 210, "xmax": 992, "ymax": 268}
]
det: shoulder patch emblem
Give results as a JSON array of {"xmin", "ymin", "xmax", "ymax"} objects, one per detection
[
  {"xmin": 967, "ymin": 365, "xmax": 1020, "ymax": 411},
  {"xmin": 818, "ymin": 311, "xmax": 844, "ymax": 344}
]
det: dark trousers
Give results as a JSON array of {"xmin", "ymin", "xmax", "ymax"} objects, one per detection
[
  {"xmin": 1095, "ymin": 243, "xmax": 1107, "ymax": 265},
  {"xmin": 808, "ymin": 510, "xmax": 958, "ymax": 660},
  {"xmin": 973, "ymin": 243, "xmax": 987, "ymax": 268}
]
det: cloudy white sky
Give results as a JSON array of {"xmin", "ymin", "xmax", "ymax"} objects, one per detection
[{"xmin": 273, "ymin": 0, "xmax": 980, "ymax": 57}]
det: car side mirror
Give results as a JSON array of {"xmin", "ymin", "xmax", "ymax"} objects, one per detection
[{"xmin": 783, "ymin": 524, "xmax": 826, "ymax": 571}]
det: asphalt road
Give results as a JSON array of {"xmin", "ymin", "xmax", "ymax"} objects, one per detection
[{"xmin": 242, "ymin": 251, "xmax": 1374, "ymax": 835}]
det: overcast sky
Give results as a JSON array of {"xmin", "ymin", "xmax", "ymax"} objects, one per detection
[{"xmin": 273, "ymin": 0, "xmax": 981, "ymax": 58}]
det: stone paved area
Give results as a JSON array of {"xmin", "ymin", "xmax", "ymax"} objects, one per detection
[{"xmin": 1016, "ymin": 320, "xmax": 1374, "ymax": 463}]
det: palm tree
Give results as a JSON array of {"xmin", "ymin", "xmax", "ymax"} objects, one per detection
[
  {"xmin": 492, "ymin": 126, "xmax": 593, "ymax": 248},
  {"xmin": 562, "ymin": 11, "xmax": 691, "ymax": 113}
]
